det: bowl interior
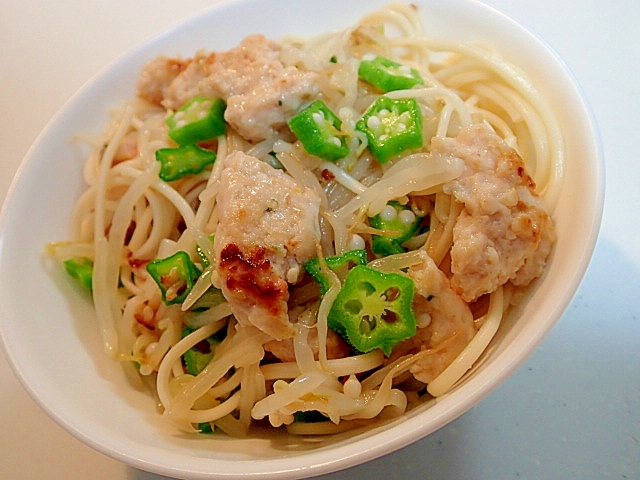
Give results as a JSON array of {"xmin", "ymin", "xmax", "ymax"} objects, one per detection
[{"xmin": 0, "ymin": 0, "xmax": 603, "ymax": 478}]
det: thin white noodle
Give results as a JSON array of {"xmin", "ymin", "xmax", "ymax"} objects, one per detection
[
  {"xmin": 436, "ymin": 102, "xmax": 456, "ymax": 138},
  {"xmin": 95, "ymin": 162, "xmax": 159, "ymax": 356},
  {"xmin": 92, "ymin": 237, "xmax": 120, "ymax": 355},
  {"xmin": 260, "ymin": 350, "xmax": 385, "ymax": 380},
  {"xmin": 46, "ymin": 241, "xmax": 94, "ymax": 260},
  {"xmin": 181, "ymin": 267, "xmax": 214, "ymax": 311},
  {"xmin": 187, "ymin": 391, "xmax": 241, "ymax": 424},
  {"xmin": 126, "ymin": 196, "xmax": 153, "ymax": 252},
  {"xmin": 131, "ymin": 190, "xmax": 176, "ymax": 260},
  {"xmin": 314, "ymin": 255, "xmax": 342, "ymax": 368},
  {"xmin": 386, "ymin": 87, "xmax": 474, "ymax": 127},
  {"xmin": 239, "ymin": 363, "xmax": 265, "ymax": 429},
  {"xmin": 427, "ymin": 286, "xmax": 504, "ymax": 397},
  {"xmin": 93, "ymin": 105, "xmax": 134, "ymax": 238},
  {"xmin": 251, "ymin": 371, "xmax": 327, "ymax": 420},
  {"xmin": 150, "ymin": 179, "xmax": 196, "ymax": 229},
  {"xmin": 147, "ymin": 315, "xmax": 182, "ymax": 372},
  {"xmin": 335, "ymin": 153, "xmax": 464, "ymax": 220},
  {"xmin": 183, "ymin": 301, "xmax": 233, "ymax": 329},
  {"xmin": 91, "ymin": 105, "xmax": 136, "ymax": 355},
  {"xmin": 320, "ymin": 161, "xmax": 367, "ymax": 194},
  {"xmin": 195, "ymin": 135, "xmax": 228, "ymax": 229},
  {"xmin": 163, "ymin": 330, "xmax": 267, "ymax": 421},
  {"xmin": 293, "ymin": 324, "xmax": 318, "ymax": 373},
  {"xmin": 156, "ymin": 319, "xmax": 227, "ymax": 408},
  {"xmin": 208, "ymin": 369, "xmax": 242, "ymax": 398}
]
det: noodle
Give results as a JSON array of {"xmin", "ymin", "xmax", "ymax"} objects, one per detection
[
  {"xmin": 48, "ymin": 3, "xmax": 562, "ymax": 437},
  {"xmin": 427, "ymin": 287, "xmax": 504, "ymax": 397}
]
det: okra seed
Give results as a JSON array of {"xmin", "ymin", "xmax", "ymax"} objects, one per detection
[
  {"xmin": 312, "ymin": 111, "xmax": 325, "ymax": 125},
  {"xmin": 380, "ymin": 204, "xmax": 398, "ymax": 221},
  {"xmin": 348, "ymin": 234, "xmax": 365, "ymax": 251},
  {"xmin": 329, "ymin": 136, "xmax": 342, "ymax": 147},
  {"xmin": 367, "ymin": 115, "xmax": 381, "ymax": 130},
  {"xmin": 359, "ymin": 316, "xmax": 376, "ymax": 334},
  {"xmin": 381, "ymin": 309, "xmax": 398, "ymax": 323},
  {"xmin": 383, "ymin": 287, "xmax": 400, "ymax": 302},
  {"xmin": 399, "ymin": 209, "xmax": 416, "ymax": 225},
  {"xmin": 416, "ymin": 312, "xmax": 432, "ymax": 328}
]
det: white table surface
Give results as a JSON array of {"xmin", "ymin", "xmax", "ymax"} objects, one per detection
[{"xmin": 1, "ymin": 1, "xmax": 638, "ymax": 479}]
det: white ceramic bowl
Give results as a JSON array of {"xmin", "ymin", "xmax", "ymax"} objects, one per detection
[{"xmin": 0, "ymin": 0, "xmax": 603, "ymax": 478}]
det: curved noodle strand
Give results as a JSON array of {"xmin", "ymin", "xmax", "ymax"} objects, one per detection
[{"xmin": 427, "ymin": 286, "xmax": 504, "ymax": 397}]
